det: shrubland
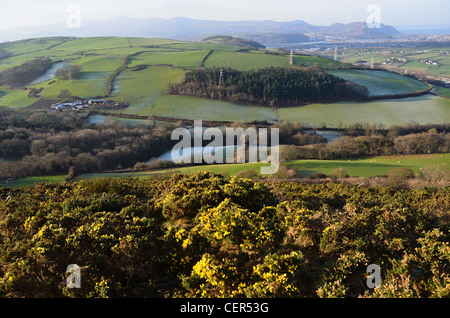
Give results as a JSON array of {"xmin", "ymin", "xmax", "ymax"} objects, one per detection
[{"xmin": 0, "ymin": 172, "xmax": 448, "ymax": 298}]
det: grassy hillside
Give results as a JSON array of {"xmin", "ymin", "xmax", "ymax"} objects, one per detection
[
  {"xmin": 277, "ymin": 94, "xmax": 450, "ymax": 127},
  {"xmin": 127, "ymin": 50, "xmax": 211, "ymax": 69},
  {"xmin": 433, "ymin": 86, "xmax": 450, "ymax": 98},
  {"xmin": 142, "ymin": 153, "xmax": 449, "ymax": 179},
  {"xmin": 204, "ymin": 51, "xmax": 344, "ymax": 71},
  {"xmin": 285, "ymin": 153, "xmax": 450, "ymax": 178},
  {"xmin": 2, "ymin": 153, "xmax": 448, "ymax": 189},
  {"xmin": 328, "ymin": 69, "xmax": 430, "ymax": 97}
]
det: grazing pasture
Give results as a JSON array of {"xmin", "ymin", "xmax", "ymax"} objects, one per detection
[{"xmin": 0, "ymin": 36, "xmax": 448, "ymax": 129}]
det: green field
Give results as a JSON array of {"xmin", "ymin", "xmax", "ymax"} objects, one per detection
[
  {"xmin": 328, "ymin": 69, "xmax": 430, "ymax": 97},
  {"xmin": 133, "ymin": 93, "xmax": 450, "ymax": 127},
  {"xmin": 141, "ymin": 94, "xmax": 279, "ymax": 122},
  {"xmin": 79, "ymin": 153, "xmax": 450, "ymax": 179},
  {"xmin": 205, "ymin": 51, "xmax": 292, "ymax": 70},
  {"xmin": 337, "ymin": 46, "xmax": 450, "ymax": 78},
  {"xmin": 111, "ymin": 66, "xmax": 186, "ymax": 114},
  {"xmin": 286, "ymin": 153, "xmax": 450, "ymax": 178},
  {"xmin": 277, "ymin": 94, "xmax": 450, "ymax": 127},
  {"xmin": 402, "ymin": 60, "xmax": 450, "ymax": 77},
  {"xmin": 2, "ymin": 154, "xmax": 448, "ymax": 189},
  {"xmin": 433, "ymin": 86, "xmax": 450, "ymax": 98},
  {"xmin": 157, "ymin": 42, "xmax": 244, "ymax": 51},
  {"xmin": 204, "ymin": 51, "xmax": 343, "ymax": 71},
  {"xmin": 49, "ymin": 37, "xmax": 131, "ymax": 52},
  {"xmin": 128, "ymin": 50, "xmax": 211, "ymax": 69},
  {"xmin": 0, "ymin": 175, "xmax": 67, "ymax": 189},
  {"xmin": 0, "ymin": 87, "xmax": 33, "ymax": 108}
]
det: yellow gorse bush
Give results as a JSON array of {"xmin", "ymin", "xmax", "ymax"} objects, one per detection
[{"xmin": 0, "ymin": 172, "xmax": 449, "ymax": 298}]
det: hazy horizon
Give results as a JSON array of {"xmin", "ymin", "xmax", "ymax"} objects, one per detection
[{"xmin": 0, "ymin": 0, "xmax": 449, "ymax": 32}]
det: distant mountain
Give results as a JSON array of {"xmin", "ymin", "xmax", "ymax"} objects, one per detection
[
  {"xmin": 0, "ymin": 17, "xmax": 400, "ymax": 44},
  {"xmin": 317, "ymin": 22, "xmax": 400, "ymax": 39}
]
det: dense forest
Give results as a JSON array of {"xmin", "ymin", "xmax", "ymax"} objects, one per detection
[
  {"xmin": 0, "ymin": 172, "xmax": 448, "ymax": 298},
  {"xmin": 0, "ymin": 58, "xmax": 53, "ymax": 88},
  {"xmin": 167, "ymin": 67, "xmax": 369, "ymax": 106}
]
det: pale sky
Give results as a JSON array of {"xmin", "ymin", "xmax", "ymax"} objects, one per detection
[{"xmin": 0, "ymin": 0, "xmax": 449, "ymax": 30}]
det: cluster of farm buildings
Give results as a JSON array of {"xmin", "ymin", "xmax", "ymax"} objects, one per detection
[
  {"xmin": 418, "ymin": 59, "xmax": 440, "ymax": 66},
  {"xmin": 47, "ymin": 99, "xmax": 128, "ymax": 113}
]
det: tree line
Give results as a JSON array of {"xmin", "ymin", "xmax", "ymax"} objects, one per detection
[
  {"xmin": 55, "ymin": 65, "xmax": 82, "ymax": 81},
  {"xmin": 0, "ymin": 49, "xmax": 11, "ymax": 60},
  {"xmin": 228, "ymin": 121, "xmax": 450, "ymax": 161},
  {"xmin": 0, "ymin": 58, "xmax": 52, "ymax": 88},
  {"xmin": 167, "ymin": 67, "xmax": 369, "ymax": 106},
  {"xmin": 280, "ymin": 130, "xmax": 450, "ymax": 161},
  {"xmin": 0, "ymin": 109, "xmax": 174, "ymax": 179}
]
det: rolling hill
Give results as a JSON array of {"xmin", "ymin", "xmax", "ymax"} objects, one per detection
[
  {"xmin": 200, "ymin": 35, "xmax": 266, "ymax": 49},
  {"xmin": 0, "ymin": 36, "xmax": 447, "ymax": 129},
  {"xmin": 0, "ymin": 17, "xmax": 400, "ymax": 43}
]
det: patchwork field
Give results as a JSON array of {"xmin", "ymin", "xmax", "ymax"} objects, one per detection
[
  {"xmin": 0, "ymin": 36, "xmax": 449, "ymax": 128},
  {"xmin": 127, "ymin": 50, "xmax": 211, "ymax": 69},
  {"xmin": 337, "ymin": 45, "xmax": 450, "ymax": 78},
  {"xmin": 111, "ymin": 66, "xmax": 186, "ymax": 114},
  {"xmin": 204, "ymin": 50, "xmax": 344, "ymax": 71}
]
